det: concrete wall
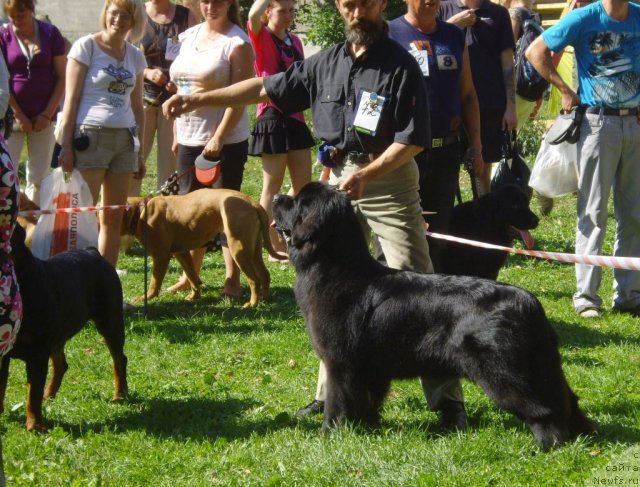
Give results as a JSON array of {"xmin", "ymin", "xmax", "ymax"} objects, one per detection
[
  {"xmin": 36, "ymin": 0, "xmax": 104, "ymax": 42},
  {"xmin": 34, "ymin": 0, "xmax": 322, "ymax": 55}
]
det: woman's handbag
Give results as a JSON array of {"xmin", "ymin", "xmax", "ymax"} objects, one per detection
[{"xmin": 491, "ymin": 130, "xmax": 532, "ymax": 197}]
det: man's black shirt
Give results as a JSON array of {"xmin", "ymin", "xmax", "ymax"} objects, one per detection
[{"xmin": 263, "ymin": 33, "xmax": 430, "ymax": 154}]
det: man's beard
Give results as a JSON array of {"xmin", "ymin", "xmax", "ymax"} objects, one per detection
[{"xmin": 344, "ymin": 18, "xmax": 383, "ymax": 46}]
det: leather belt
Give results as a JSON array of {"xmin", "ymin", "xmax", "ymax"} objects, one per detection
[
  {"xmin": 585, "ymin": 106, "xmax": 639, "ymax": 116},
  {"xmin": 335, "ymin": 150, "xmax": 379, "ymax": 166},
  {"xmin": 431, "ymin": 136, "xmax": 459, "ymax": 148}
]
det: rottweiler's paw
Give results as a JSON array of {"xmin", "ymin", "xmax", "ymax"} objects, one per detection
[
  {"xmin": 112, "ymin": 392, "xmax": 127, "ymax": 402},
  {"xmin": 26, "ymin": 419, "xmax": 48, "ymax": 433},
  {"xmin": 43, "ymin": 391, "xmax": 56, "ymax": 400}
]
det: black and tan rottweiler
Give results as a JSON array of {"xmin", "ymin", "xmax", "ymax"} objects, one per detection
[{"xmin": 1, "ymin": 223, "xmax": 127, "ymax": 431}]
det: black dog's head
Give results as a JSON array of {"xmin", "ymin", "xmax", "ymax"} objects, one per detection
[
  {"xmin": 272, "ymin": 182, "xmax": 369, "ymax": 269},
  {"xmin": 479, "ymin": 184, "xmax": 539, "ymax": 231}
]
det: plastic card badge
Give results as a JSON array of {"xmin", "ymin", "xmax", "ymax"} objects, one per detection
[
  {"xmin": 409, "ymin": 42, "xmax": 430, "ymax": 76},
  {"xmin": 165, "ymin": 37, "xmax": 181, "ymax": 61},
  {"xmin": 353, "ymin": 90, "xmax": 386, "ymax": 136}
]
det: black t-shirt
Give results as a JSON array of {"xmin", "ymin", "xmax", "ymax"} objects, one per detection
[
  {"xmin": 439, "ymin": 0, "xmax": 515, "ymax": 110},
  {"xmin": 139, "ymin": 5, "xmax": 190, "ymax": 106},
  {"xmin": 263, "ymin": 34, "xmax": 430, "ymax": 153}
]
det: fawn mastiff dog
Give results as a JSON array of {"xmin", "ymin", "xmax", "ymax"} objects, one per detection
[
  {"xmin": 121, "ymin": 188, "xmax": 286, "ymax": 307},
  {"xmin": 272, "ymin": 182, "xmax": 594, "ymax": 449}
]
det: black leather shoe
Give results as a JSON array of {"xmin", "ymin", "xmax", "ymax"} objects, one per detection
[
  {"xmin": 296, "ymin": 399, "xmax": 324, "ymax": 416},
  {"xmin": 436, "ymin": 401, "xmax": 467, "ymax": 432},
  {"xmin": 612, "ymin": 305, "xmax": 640, "ymax": 317}
]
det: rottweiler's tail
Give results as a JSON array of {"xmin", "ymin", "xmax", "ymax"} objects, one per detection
[{"xmin": 257, "ymin": 205, "xmax": 288, "ymax": 261}]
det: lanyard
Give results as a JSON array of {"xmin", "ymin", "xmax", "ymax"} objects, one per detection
[{"xmin": 14, "ymin": 20, "xmax": 40, "ymax": 79}]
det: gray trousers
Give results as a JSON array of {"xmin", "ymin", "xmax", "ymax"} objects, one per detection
[
  {"xmin": 310, "ymin": 160, "xmax": 464, "ymax": 410},
  {"xmin": 573, "ymin": 112, "xmax": 640, "ymax": 312}
]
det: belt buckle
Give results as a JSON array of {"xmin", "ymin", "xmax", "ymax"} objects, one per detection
[
  {"xmin": 345, "ymin": 151, "xmax": 360, "ymax": 163},
  {"xmin": 619, "ymin": 108, "xmax": 629, "ymax": 116},
  {"xmin": 431, "ymin": 138, "xmax": 443, "ymax": 148}
]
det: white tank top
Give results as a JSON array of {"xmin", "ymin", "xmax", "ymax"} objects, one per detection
[{"xmin": 170, "ymin": 23, "xmax": 251, "ymax": 146}]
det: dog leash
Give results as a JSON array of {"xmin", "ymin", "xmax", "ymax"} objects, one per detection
[{"xmin": 154, "ymin": 166, "xmax": 195, "ymax": 196}]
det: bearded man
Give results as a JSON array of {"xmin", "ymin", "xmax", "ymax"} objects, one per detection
[{"xmin": 163, "ymin": 0, "xmax": 467, "ymax": 431}]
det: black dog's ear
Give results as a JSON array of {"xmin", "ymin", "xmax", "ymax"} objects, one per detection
[
  {"xmin": 289, "ymin": 184, "xmax": 342, "ymax": 249},
  {"xmin": 290, "ymin": 214, "xmax": 322, "ymax": 248},
  {"xmin": 11, "ymin": 222, "xmax": 26, "ymax": 245},
  {"xmin": 10, "ymin": 222, "xmax": 28, "ymax": 264},
  {"xmin": 473, "ymin": 192, "xmax": 498, "ymax": 217}
]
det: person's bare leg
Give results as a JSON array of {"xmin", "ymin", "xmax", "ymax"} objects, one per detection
[
  {"xmin": 286, "ymin": 148, "xmax": 312, "ymax": 195},
  {"xmin": 98, "ymin": 172, "xmax": 132, "ymax": 266},
  {"xmin": 260, "ymin": 153, "xmax": 288, "ymax": 256}
]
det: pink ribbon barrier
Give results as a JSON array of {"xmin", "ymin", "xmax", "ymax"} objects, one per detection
[
  {"xmin": 17, "ymin": 202, "xmax": 145, "ymax": 218},
  {"xmin": 426, "ymin": 231, "xmax": 640, "ymax": 271}
]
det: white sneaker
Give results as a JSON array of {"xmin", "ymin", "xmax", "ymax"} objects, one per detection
[{"xmin": 579, "ymin": 308, "xmax": 599, "ymax": 318}]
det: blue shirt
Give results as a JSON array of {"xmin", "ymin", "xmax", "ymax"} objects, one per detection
[
  {"xmin": 542, "ymin": 1, "xmax": 640, "ymax": 108},
  {"xmin": 389, "ymin": 17, "xmax": 465, "ymax": 139}
]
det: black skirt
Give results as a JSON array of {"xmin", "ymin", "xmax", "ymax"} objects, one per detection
[{"xmin": 249, "ymin": 106, "xmax": 315, "ymax": 156}]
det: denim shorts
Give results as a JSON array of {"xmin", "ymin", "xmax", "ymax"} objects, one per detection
[{"xmin": 74, "ymin": 125, "xmax": 138, "ymax": 173}]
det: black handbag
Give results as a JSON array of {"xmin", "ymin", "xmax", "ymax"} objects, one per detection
[
  {"xmin": 491, "ymin": 130, "xmax": 532, "ymax": 198},
  {"xmin": 545, "ymin": 106, "xmax": 584, "ymax": 145},
  {"xmin": 0, "ymin": 106, "xmax": 13, "ymax": 140}
]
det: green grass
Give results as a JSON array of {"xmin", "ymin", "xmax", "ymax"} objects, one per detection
[{"xmin": 4, "ymin": 116, "xmax": 640, "ymax": 486}]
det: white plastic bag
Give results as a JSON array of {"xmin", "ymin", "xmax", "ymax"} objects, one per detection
[
  {"xmin": 529, "ymin": 138, "xmax": 578, "ymax": 198},
  {"xmin": 31, "ymin": 168, "xmax": 99, "ymax": 259}
]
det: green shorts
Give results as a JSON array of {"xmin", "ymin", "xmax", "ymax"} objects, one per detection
[{"xmin": 74, "ymin": 125, "xmax": 138, "ymax": 173}]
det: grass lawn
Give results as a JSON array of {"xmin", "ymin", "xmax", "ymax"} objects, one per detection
[{"xmin": 3, "ymin": 120, "xmax": 639, "ymax": 486}]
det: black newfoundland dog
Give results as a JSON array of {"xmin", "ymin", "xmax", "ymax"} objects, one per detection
[{"xmin": 272, "ymin": 182, "xmax": 593, "ymax": 449}]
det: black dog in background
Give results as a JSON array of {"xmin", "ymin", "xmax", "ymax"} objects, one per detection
[
  {"xmin": 442, "ymin": 184, "xmax": 539, "ymax": 280},
  {"xmin": 1, "ymin": 224, "xmax": 128, "ymax": 431},
  {"xmin": 273, "ymin": 182, "xmax": 593, "ymax": 449}
]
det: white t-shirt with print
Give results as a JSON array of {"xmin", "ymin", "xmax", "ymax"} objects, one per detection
[
  {"xmin": 68, "ymin": 35, "xmax": 147, "ymax": 128},
  {"xmin": 170, "ymin": 23, "xmax": 251, "ymax": 146}
]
